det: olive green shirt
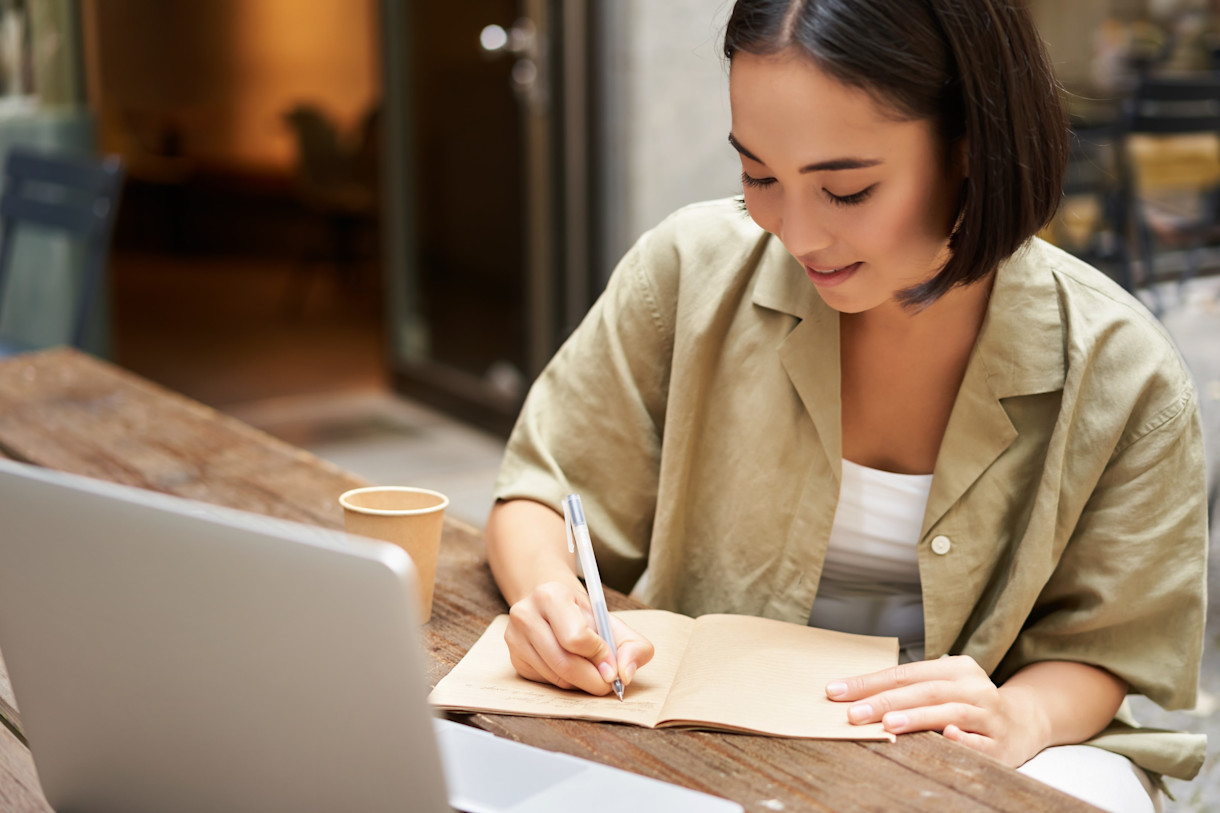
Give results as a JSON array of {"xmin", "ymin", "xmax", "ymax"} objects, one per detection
[{"xmin": 494, "ymin": 198, "xmax": 1208, "ymax": 779}]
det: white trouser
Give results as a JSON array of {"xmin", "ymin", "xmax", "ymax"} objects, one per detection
[{"xmin": 1018, "ymin": 745, "xmax": 1162, "ymax": 813}]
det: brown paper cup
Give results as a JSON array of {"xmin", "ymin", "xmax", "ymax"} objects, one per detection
[{"xmin": 339, "ymin": 486, "xmax": 449, "ymax": 623}]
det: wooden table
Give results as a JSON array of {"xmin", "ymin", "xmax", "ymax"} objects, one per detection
[{"xmin": 0, "ymin": 349, "xmax": 1095, "ymax": 812}]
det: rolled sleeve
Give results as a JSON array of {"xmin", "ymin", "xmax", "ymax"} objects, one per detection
[
  {"xmin": 1000, "ymin": 386, "xmax": 1208, "ymax": 712},
  {"xmin": 493, "ymin": 227, "xmax": 677, "ymax": 591}
]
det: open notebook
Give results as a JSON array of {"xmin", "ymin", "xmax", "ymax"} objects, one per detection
[{"xmin": 432, "ymin": 611, "xmax": 898, "ymax": 741}]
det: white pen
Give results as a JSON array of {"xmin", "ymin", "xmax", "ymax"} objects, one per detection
[{"xmin": 562, "ymin": 493, "xmax": 625, "ymax": 701}]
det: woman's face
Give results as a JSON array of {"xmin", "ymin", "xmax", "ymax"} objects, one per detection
[{"xmin": 729, "ymin": 50, "xmax": 964, "ymax": 315}]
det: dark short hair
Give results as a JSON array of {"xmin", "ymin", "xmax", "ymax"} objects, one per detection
[{"xmin": 724, "ymin": 0, "xmax": 1069, "ymax": 307}]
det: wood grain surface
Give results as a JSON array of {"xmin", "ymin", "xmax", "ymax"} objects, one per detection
[{"xmin": 0, "ymin": 349, "xmax": 1096, "ymax": 812}]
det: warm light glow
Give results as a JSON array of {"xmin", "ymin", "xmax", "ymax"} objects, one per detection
[
  {"xmin": 225, "ymin": 0, "xmax": 380, "ymax": 171},
  {"xmin": 85, "ymin": 0, "xmax": 380, "ymax": 174}
]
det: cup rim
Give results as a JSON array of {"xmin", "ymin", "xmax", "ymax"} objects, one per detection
[{"xmin": 339, "ymin": 486, "xmax": 450, "ymax": 516}]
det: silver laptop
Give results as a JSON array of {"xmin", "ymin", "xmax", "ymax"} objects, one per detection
[{"xmin": 0, "ymin": 459, "xmax": 740, "ymax": 813}]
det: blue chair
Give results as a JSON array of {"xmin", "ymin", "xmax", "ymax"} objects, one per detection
[{"xmin": 0, "ymin": 147, "xmax": 125, "ymax": 355}]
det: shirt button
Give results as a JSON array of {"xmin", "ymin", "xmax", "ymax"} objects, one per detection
[{"xmin": 931, "ymin": 535, "xmax": 952, "ymax": 555}]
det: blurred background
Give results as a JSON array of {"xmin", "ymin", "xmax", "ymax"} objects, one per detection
[
  {"xmin": 0, "ymin": 0, "xmax": 750, "ymax": 434},
  {"xmin": 1, "ymin": 1, "xmax": 1219, "ymax": 807},
  {"xmin": 0, "ymin": 0, "xmax": 1212, "ymax": 430}
]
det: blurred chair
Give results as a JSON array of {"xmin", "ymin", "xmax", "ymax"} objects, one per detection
[
  {"xmin": 0, "ymin": 147, "xmax": 125, "ymax": 355},
  {"xmin": 1054, "ymin": 122, "xmax": 1134, "ymax": 292},
  {"xmin": 281, "ymin": 103, "xmax": 380, "ymax": 312},
  {"xmin": 1120, "ymin": 72, "xmax": 1220, "ymax": 303},
  {"xmin": 111, "ymin": 106, "xmax": 199, "ymax": 254}
]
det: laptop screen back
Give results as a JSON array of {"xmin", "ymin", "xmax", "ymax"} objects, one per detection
[{"xmin": 0, "ymin": 459, "xmax": 451, "ymax": 813}]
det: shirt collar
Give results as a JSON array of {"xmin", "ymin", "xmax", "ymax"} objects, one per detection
[
  {"xmin": 972, "ymin": 240, "xmax": 1067, "ymax": 400},
  {"xmin": 751, "ymin": 236, "xmax": 1067, "ymax": 401},
  {"xmin": 751, "ymin": 236, "xmax": 826, "ymax": 322}
]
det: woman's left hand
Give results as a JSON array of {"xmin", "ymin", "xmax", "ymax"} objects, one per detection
[{"xmin": 826, "ymin": 655, "xmax": 1048, "ymax": 768}]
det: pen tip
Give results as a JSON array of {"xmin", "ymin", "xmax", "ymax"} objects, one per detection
[{"xmin": 614, "ymin": 679, "xmax": 624, "ymax": 701}]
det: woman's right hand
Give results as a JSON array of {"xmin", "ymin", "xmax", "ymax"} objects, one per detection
[{"xmin": 503, "ymin": 581, "xmax": 655, "ymax": 695}]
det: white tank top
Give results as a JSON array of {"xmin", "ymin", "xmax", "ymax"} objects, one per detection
[{"xmin": 807, "ymin": 459, "xmax": 932, "ymax": 657}]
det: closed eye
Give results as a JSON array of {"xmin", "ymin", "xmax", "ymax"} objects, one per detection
[
  {"xmin": 741, "ymin": 171, "xmax": 776, "ymax": 189},
  {"xmin": 826, "ymin": 184, "xmax": 877, "ymax": 207}
]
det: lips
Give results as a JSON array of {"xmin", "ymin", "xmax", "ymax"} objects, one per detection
[{"xmin": 803, "ymin": 261, "xmax": 861, "ymax": 287}]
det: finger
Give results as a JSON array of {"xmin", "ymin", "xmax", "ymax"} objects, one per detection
[
  {"xmin": 845, "ymin": 679, "xmax": 992, "ymax": 723},
  {"xmin": 505, "ymin": 631, "xmax": 575, "ymax": 690},
  {"xmin": 616, "ymin": 640, "xmax": 653, "ymax": 685},
  {"xmin": 503, "ymin": 605, "xmax": 577, "ymax": 689},
  {"xmin": 608, "ymin": 615, "xmax": 655, "ymax": 685},
  {"xmin": 877, "ymin": 702, "xmax": 991, "ymax": 736},
  {"xmin": 506, "ymin": 592, "xmax": 613, "ymax": 695},
  {"xmin": 527, "ymin": 623, "xmax": 614, "ymax": 695},
  {"xmin": 943, "ymin": 724, "xmax": 1000, "ymax": 759},
  {"xmin": 828, "ymin": 655, "xmax": 983, "ymax": 701},
  {"xmin": 535, "ymin": 589, "xmax": 615, "ymax": 665},
  {"xmin": 541, "ymin": 606, "xmax": 617, "ymax": 684},
  {"xmin": 828, "ymin": 662, "xmax": 931, "ymax": 702}
]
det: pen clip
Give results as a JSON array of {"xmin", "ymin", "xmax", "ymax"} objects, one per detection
[{"xmin": 563, "ymin": 494, "xmax": 576, "ymax": 554}]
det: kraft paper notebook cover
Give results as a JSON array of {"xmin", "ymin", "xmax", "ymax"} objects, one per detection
[{"xmin": 429, "ymin": 609, "xmax": 898, "ymax": 742}]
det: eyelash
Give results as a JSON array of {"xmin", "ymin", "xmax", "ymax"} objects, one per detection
[
  {"xmin": 739, "ymin": 172, "xmax": 876, "ymax": 207},
  {"xmin": 740, "ymin": 171, "xmax": 776, "ymax": 190},
  {"xmin": 828, "ymin": 186, "xmax": 876, "ymax": 207}
]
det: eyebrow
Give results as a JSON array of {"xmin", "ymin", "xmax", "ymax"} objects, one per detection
[{"xmin": 727, "ymin": 133, "xmax": 882, "ymax": 173}]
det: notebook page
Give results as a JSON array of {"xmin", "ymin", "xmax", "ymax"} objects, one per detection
[{"xmin": 658, "ymin": 614, "xmax": 896, "ymax": 740}]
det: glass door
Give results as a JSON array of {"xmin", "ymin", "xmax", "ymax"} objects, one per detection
[{"xmin": 379, "ymin": 0, "xmax": 594, "ymax": 435}]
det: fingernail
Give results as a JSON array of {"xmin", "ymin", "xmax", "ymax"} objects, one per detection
[
  {"xmin": 622, "ymin": 663, "xmax": 636, "ymax": 683},
  {"xmin": 597, "ymin": 661, "xmax": 615, "ymax": 682},
  {"xmin": 848, "ymin": 703, "xmax": 873, "ymax": 723},
  {"xmin": 884, "ymin": 713, "xmax": 908, "ymax": 731},
  {"xmin": 826, "ymin": 681, "xmax": 848, "ymax": 699}
]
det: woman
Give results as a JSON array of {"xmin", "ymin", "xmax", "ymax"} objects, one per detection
[{"xmin": 484, "ymin": 2, "xmax": 1207, "ymax": 810}]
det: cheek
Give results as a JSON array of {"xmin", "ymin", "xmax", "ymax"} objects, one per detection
[
  {"xmin": 874, "ymin": 185, "xmax": 948, "ymax": 249},
  {"xmin": 741, "ymin": 189, "xmax": 780, "ymax": 234}
]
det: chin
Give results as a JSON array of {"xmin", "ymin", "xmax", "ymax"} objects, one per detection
[{"xmin": 812, "ymin": 288, "xmax": 876, "ymax": 315}]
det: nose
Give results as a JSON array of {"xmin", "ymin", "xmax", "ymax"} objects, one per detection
[{"xmin": 777, "ymin": 196, "xmax": 833, "ymax": 259}]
